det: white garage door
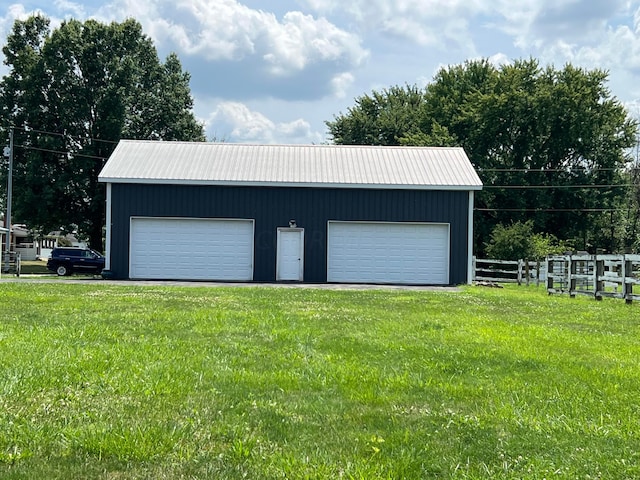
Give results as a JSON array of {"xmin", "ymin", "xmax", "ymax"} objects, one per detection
[
  {"xmin": 327, "ymin": 221, "xmax": 449, "ymax": 284},
  {"xmin": 130, "ymin": 217, "xmax": 254, "ymax": 281}
]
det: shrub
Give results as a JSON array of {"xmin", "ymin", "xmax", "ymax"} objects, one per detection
[{"xmin": 485, "ymin": 221, "xmax": 571, "ymax": 261}]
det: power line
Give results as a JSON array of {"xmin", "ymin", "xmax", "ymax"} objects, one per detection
[
  {"xmin": 14, "ymin": 143, "xmax": 109, "ymax": 161},
  {"xmin": 475, "ymin": 208, "xmax": 625, "ymax": 212},
  {"xmin": 11, "ymin": 125, "xmax": 119, "ymax": 145},
  {"xmin": 4, "ymin": 125, "xmax": 116, "ymax": 161},
  {"xmin": 5, "ymin": 127, "xmax": 640, "ymax": 191},
  {"xmin": 483, "ymin": 184, "xmax": 635, "ymax": 189},
  {"xmin": 479, "ymin": 167, "xmax": 624, "ymax": 172},
  {"xmin": 8, "ymin": 145, "xmax": 640, "ymax": 188}
]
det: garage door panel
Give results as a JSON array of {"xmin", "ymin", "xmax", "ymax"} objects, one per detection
[
  {"xmin": 130, "ymin": 217, "xmax": 254, "ymax": 281},
  {"xmin": 327, "ymin": 222, "xmax": 449, "ymax": 285}
]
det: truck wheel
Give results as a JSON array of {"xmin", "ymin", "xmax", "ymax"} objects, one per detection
[{"xmin": 56, "ymin": 265, "xmax": 69, "ymax": 276}]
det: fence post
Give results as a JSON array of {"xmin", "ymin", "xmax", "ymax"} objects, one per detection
[
  {"xmin": 624, "ymin": 257, "xmax": 633, "ymax": 304},
  {"xmin": 536, "ymin": 260, "xmax": 541, "ymax": 287},
  {"xmin": 472, "ymin": 256, "xmax": 476, "ymax": 283},
  {"xmin": 517, "ymin": 259, "xmax": 523, "ymax": 286},
  {"xmin": 524, "ymin": 260, "xmax": 531, "ymax": 286},
  {"xmin": 595, "ymin": 257, "xmax": 604, "ymax": 301},
  {"xmin": 569, "ymin": 256, "xmax": 577, "ymax": 297},
  {"xmin": 546, "ymin": 257, "xmax": 553, "ymax": 293}
]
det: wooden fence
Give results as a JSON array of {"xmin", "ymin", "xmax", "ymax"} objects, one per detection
[
  {"xmin": 473, "ymin": 258, "xmax": 545, "ymax": 286},
  {"xmin": 546, "ymin": 254, "xmax": 640, "ymax": 304}
]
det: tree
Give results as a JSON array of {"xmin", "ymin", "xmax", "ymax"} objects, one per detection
[
  {"xmin": 621, "ymin": 123, "xmax": 640, "ymax": 251},
  {"xmin": 0, "ymin": 15, "xmax": 205, "ymax": 250},
  {"xmin": 327, "ymin": 84, "xmax": 458, "ymax": 147},
  {"xmin": 628, "ymin": 164, "xmax": 640, "ymax": 250},
  {"xmin": 485, "ymin": 220, "xmax": 571, "ymax": 261},
  {"xmin": 326, "ymin": 59, "xmax": 637, "ymax": 255}
]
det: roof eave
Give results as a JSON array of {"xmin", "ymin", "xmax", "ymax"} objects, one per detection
[{"xmin": 98, "ymin": 177, "xmax": 483, "ymax": 191}]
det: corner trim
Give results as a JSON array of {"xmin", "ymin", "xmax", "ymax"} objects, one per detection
[
  {"xmin": 467, "ymin": 191, "xmax": 475, "ymax": 285},
  {"xmin": 105, "ymin": 183, "xmax": 112, "ymax": 270}
]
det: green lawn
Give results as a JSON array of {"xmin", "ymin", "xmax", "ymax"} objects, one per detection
[
  {"xmin": 17, "ymin": 260, "xmax": 51, "ymax": 275},
  {"xmin": 0, "ymin": 283, "xmax": 638, "ymax": 479}
]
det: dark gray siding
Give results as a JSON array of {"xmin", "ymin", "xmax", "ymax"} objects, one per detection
[{"xmin": 109, "ymin": 183, "xmax": 471, "ymax": 284}]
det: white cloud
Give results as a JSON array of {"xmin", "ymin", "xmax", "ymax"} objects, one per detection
[
  {"xmin": 624, "ymin": 98, "xmax": 640, "ymax": 117},
  {"xmin": 88, "ymin": 0, "xmax": 368, "ymax": 101},
  {"xmin": 53, "ymin": 0, "xmax": 86, "ymax": 17},
  {"xmin": 0, "ymin": 4, "xmax": 41, "ymax": 38},
  {"xmin": 5, "ymin": 0, "xmax": 640, "ymax": 145},
  {"xmin": 517, "ymin": 4, "xmax": 640, "ymax": 75},
  {"xmin": 0, "ymin": 3, "xmax": 75, "ymax": 45},
  {"xmin": 262, "ymin": 11, "xmax": 366, "ymax": 76},
  {"xmin": 102, "ymin": 0, "xmax": 367, "ymax": 78},
  {"xmin": 486, "ymin": 0, "xmax": 634, "ymax": 51},
  {"xmin": 570, "ymin": 27, "xmax": 640, "ymax": 69},
  {"xmin": 300, "ymin": 0, "xmax": 487, "ymax": 51},
  {"xmin": 329, "ymin": 72, "xmax": 355, "ymax": 98},
  {"xmin": 0, "ymin": 4, "xmax": 58, "ymax": 78},
  {"xmin": 206, "ymin": 101, "xmax": 323, "ymax": 144},
  {"xmin": 303, "ymin": 0, "xmax": 487, "ymax": 23},
  {"xmin": 487, "ymin": 52, "xmax": 511, "ymax": 68},
  {"xmin": 301, "ymin": 0, "xmax": 635, "ymax": 56}
]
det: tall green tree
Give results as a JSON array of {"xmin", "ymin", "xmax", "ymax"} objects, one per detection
[
  {"xmin": 326, "ymin": 84, "xmax": 457, "ymax": 147},
  {"xmin": 326, "ymin": 59, "xmax": 637, "ymax": 254},
  {"xmin": 0, "ymin": 15, "xmax": 205, "ymax": 250},
  {"xmin": 623, "ymin": 156, "xmax": 640, "ymax": 251}
]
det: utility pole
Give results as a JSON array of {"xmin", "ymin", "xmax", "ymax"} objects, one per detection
[{"xmin": 3, "ymin": 127, "xmax": 13, "ymax": 272}]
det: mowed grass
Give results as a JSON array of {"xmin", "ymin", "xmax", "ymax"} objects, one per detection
[
  {"xmin": 0, "ymin": 283, "xmax": 639, "ymax": 479},
  {"xmin": 18, "ymin": 261, "xmax": 51, "ymax": 275}
]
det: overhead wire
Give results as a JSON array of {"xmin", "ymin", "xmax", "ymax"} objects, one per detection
[
  {"xmin": 10, "ymin": 125, "xmax": 119, "ymax": 145},
  {"xmin": 479, "ymin": 167, "xmax": 624, "ymax": 172},
  {"xmin": 5, "ymin": 126, "xmax": 116, "ymax": 161},
  {"xmin": 483, "ymin": 184, "xmax": 634, "ymax": 189},
  {"xmin": 5, "ymin": 125, "xmax": 640, "ymax": 216},
  {"xmin": 475, "ymin": 208, "xmax": 629, "ymax": 212},
  {"xmin": 13, "ymin": 144, "xmax": 109, "ymax": 161}
]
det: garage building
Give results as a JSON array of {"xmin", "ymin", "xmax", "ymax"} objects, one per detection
[{"xmin": 98, "ymin": 141, "xmax": 482, "ymax": 285}]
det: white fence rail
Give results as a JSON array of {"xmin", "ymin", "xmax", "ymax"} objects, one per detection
[
  {"xmin": 473, "ymin": 258, "xmax": 545, "ymax": 286},
  {"xmin": 546, "ymin": 254, "xmax": 640, "ymax": 304}
]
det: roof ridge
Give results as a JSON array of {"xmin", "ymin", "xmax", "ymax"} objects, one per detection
[
  {"xmin": 100, "ymin": 141, "xmax": 482, "ymax": 190},
  {"xmin": 118, "ymin": 139, "xmax": 464, "ymax": 150}
]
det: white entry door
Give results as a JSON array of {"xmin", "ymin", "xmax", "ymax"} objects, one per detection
[{"xmin": 276, "ymin": 228, "xmax": 304, "ymax": 281}]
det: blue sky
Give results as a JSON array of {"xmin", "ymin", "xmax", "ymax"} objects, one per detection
[{"xmin": 1, "ymin": 0, "xmax": 640, "ymax": 144}]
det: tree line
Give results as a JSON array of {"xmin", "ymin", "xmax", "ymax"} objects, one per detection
[
  {"xmin": 0, "ymin": 15, "xmax": 204, "ymax": 250},
  {"xmin": 327, "ymin": 59, "xmax": 640, "ymax": 258},
  {"xmin": 0, "ymin": 15, "xmax": 638, "ymax": 258}
]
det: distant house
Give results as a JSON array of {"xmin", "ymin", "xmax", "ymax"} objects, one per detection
[
  {"xmin": 0, "ymin": 224, "xmax": 87, "ymax": 261},
  {"xmin": 0, "ymin": 224, "xmax": 41, "ymax": 260},
  {"xmin": 37, "ymin": 231, "xmax": 88, "ymax": 259},
  {"xmin": 11, "ymin": 224, "xmax": 38, "ymax": 260},
  {"xmin": 98, "ymin": 141, "xmax": 483, "ymax": 285}
]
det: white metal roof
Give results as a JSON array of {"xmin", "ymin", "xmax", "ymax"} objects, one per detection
[{"xmin": 98, "ymin": 140, "xmax": 483, "ymax": 191}]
